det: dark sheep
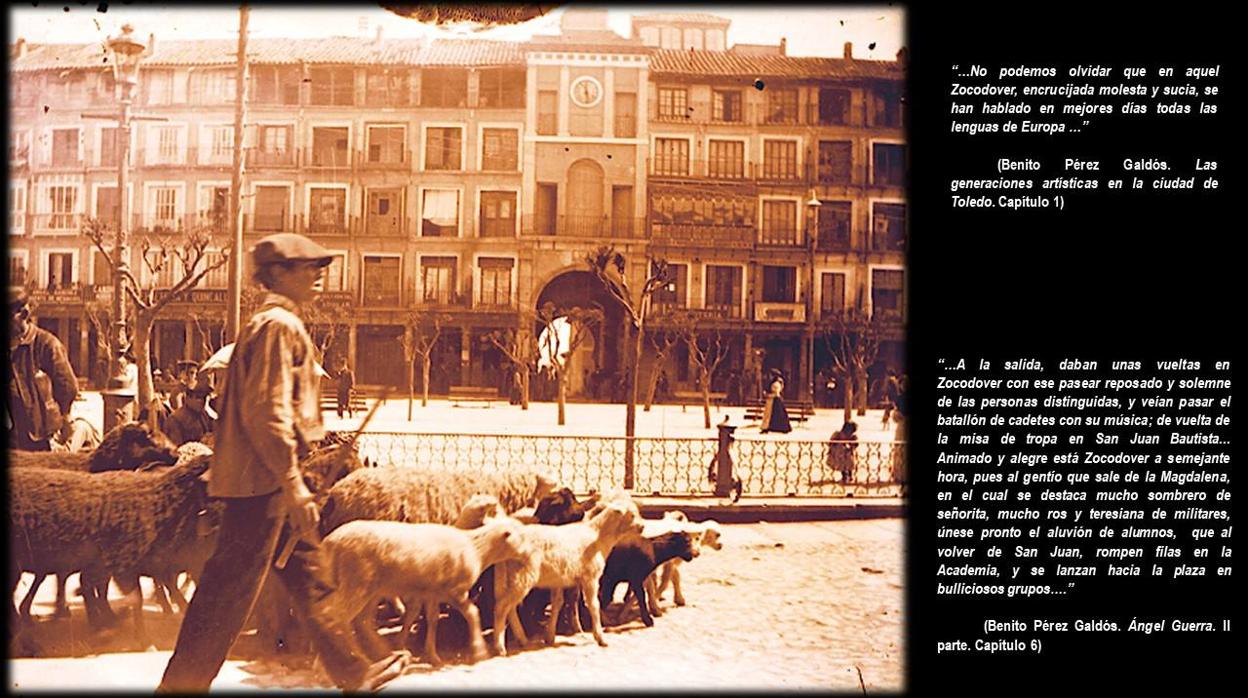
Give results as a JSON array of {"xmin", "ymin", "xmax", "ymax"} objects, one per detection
[
  {"xmin": 598, "ymin": 531, "xmax": 696, "ymax": 627},
  {"xmin": 10, "ymin": 422, "xmax": 178, "ymax": 473}
]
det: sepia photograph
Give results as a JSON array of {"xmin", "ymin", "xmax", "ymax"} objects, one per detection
[{"xmin": 7, "ymin": 3, "xmax": 906, "ymax": 691}]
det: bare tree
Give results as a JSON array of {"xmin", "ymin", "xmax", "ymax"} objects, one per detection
[
  {"xmin": 672, "ymin": 312, "xmax": 732, "ymax": 429},
  {"xmin": 587, "ymin": 247, "xmax": 670, "ymax": 488},
  {"xmin": 484, "ymin": 316, "xmax": 538, "ymax": 410},
  {"xmin": 821, "ymin": 307, "xmax": 881, "ymax": 423},
  {"xmin": 399, "ymin": 309, "xmax": 451, "ymax": 412},
  {"xmin": 84, "ymin": 218, "xmax": 230, "ymax": 410},
  {"xmin": 302, "ymin": 296, "xmax": 351, "ymax": 364},
  {"xmin": 642, "ymin": 327, "xmax": 680, "ymax": 412},
  {"xmin": 536, "ymin": 302, "xmax": 602, "ymax": 426}
]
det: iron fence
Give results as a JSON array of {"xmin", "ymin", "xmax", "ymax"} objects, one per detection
[{"xmin": 355, "ymin": 432, "xmax": 904, "ymax": 497}]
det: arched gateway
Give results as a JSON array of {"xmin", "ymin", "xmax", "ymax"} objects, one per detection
[{"xmin": 533, "ymin": 269, "xmax": 625, "ymax": 399}]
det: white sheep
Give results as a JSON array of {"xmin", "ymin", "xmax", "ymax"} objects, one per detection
[
  {"xmin": 491, "ymin": 501, "xmax": 644, "ymax": 654},
  {"xmin": 320, "ymin": 515, "xmax": 532, "ymax": 666}
]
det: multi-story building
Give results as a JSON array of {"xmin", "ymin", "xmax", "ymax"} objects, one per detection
[{"xmin": 9, "ymin": 10, "xmax": 905, "ymax": 400}]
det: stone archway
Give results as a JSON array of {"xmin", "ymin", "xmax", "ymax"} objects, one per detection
[{"xmin": 535, "ymin": 269, "xmax": 624, "ymax": 399}]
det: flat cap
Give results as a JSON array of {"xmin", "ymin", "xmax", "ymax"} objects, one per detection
[{"xmin": 252, "ymin": 233, "xmax": 333, "ymax": 268}]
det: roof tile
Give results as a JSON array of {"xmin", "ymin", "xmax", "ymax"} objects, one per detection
[{"xmin": 650, "ymin": 49, "xmax": 902, "ymax": 81}]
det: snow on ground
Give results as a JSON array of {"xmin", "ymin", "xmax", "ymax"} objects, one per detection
[{"xmin": 9, "ymin": 520, "xmax": 905, "ymax": 692}]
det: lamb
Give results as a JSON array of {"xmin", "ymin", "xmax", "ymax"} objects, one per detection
[
  {"xmin": 8, "ymin": 456, "xmax": 213, "ymax": 650},
  {"xmin": 320, "ymin": 516, "xmax": 533, "ymax": 666},
  {"xmin": 598, "ymin": 530, "xmax": 696, "ymax": 627},
  {"xmin": 634, "ymin": 513, "xmax": 724, "ymax": 617},
  {"xmin": 491, "ymin": 501, "xmax": 644, "ymax": 655},
  {"xmin": 10, "ymin": 422, "xmax": 177, "ymax": 473}
]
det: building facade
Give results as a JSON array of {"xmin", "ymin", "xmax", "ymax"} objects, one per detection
[{"xmin": 9, "ymin": 10, "xmax": 905, "ymax": 400}]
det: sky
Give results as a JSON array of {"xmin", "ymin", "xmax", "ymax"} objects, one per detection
[{"xmin": 10, "ymin": 3, "xmax": 905, "ymax": 60}]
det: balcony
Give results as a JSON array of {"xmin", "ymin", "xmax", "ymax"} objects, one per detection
[
  {"xmin": 416, "ymin": 292, "xmax": 470, "ymax": 309},
  {"xmin": 533, "ymin": 216, "xmax": 645, "ymax": 239},
  {"xmin": 758, "ymin": 230, "xmax": 803, "ymax": 247},
  {"xmin": 815, "ymin": 228, "xmax": 852, "ymax": 252},
  {"xmin": 650, "ymin": 223, "xmax": 754, "ymax": 249},
  {"xmin": 246, "ymin": 147, "xmax": 298, "ymax": 168},
  {"xmin": 357, "ymin": 148, "xmax": 411, "ymax": 171},
  {"xmin": 131, "ymin": 212, "xmax": 230, "ymax": 236},
  {"xmin": 135, "ymin": 149, "xmax": 185, "ymax": 168},
  {"xmin": 190, "ymin": 146, "xmax": 234, "ymax": 168},
  {"xmin": 753, "ymin": 302, "xmax": 806, "ymax": 323},
  {"xmin": 31, "ymin": 214, "xmax": 84, "ymax": 234},
  {"xmin": 306, "ymin": 147, "xmax": 353, "ymax": 169}
]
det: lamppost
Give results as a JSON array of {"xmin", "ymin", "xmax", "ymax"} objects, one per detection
[
  {"xmin": 102, "ymin": 25, "xmax": 147, "ymax": 431},
  {"xmin": 804, "ymin": 189, "xmax": 822, "ymax": 403}
]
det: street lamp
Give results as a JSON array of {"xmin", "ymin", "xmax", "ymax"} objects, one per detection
[
  {"xmin": 805, "ymin": 189, "xmax": 822, "ymax": 403},
  {"xmin": 102, "ymin": 24, "xmax": 148, "ymax": 430}
]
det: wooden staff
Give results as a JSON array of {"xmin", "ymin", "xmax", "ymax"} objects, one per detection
[{"xmin": 275, "ymin": 386, "xmax": 392, "ymax": 569}]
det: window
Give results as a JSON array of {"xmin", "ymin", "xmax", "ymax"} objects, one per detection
[
  {"xmin": 12, "ymin": 77, "xmax": 37, "ymax": 107},
  {"xmin": 10, "ymin": 184, "xmax": 27, "ymax": 235},
  {"xmin": 818, "ymin": 141, "xmax": 853, "ymax": 184},
  {"xmin": 683, "ymin": 28, "xmax": 704, "ymax": 51},
  {"xmin": 478, "ymin": 69, "xmax": 525, "ymax": 108},
  {"xmin": 48, "ymin": 186, "xmax": 79, "ymax": 230},
  {"xmin": 817, "ymin": 201, "xmax": 852, "ymax": 250},
  {"xmin": 481, "ymin": 128, "xmax": 518, "ymax": 171},
  {"xmin": 873, "ymin": 143, "xmax": 907, "ymax": 186},
  {"xmin": 820, "ymin": 272, "xmax": 846, "ymax": 318},
  {"xmin": 639, "ymin": 26, "xmax": 660, "ymax": 47},
  {"xmin": 366, "ymin": 189, "xmax": 403, "ymax": 236},
  {"xmin": 310, "ymin": 68, "xmax": 354, "ymax": 106},
  {"xmin": 52, "ymin": 129, "xmax": 79, "ymax": 166},
  {"xmin": 46, "ymin": 252, "xmax": 76, "ymax": 290},
  {"xmin": 209, "ymin": 126, "xmax": 233, "ymax": 163},
  {"xmin": 190, "ymin": 69, "xmax": 236, "ymax": 105},
  {"xmin": 99, "ymin": 127, "xmax": 127, "ymax": 168},
  {"xmin": 707, "ymin": 140, "xmax": 744, "ymax": 179},
  {"xmin": 653, "ymin": 262, "xmax": 687, "ymax": 309},
  {"xmin": 871, "ymin": 269, "xmax": 905, "ymax": 319},
  {"xmin": 362, "ymin": 256, "xmax": 402, "ymax": 307},
  {"xmin": 323, "ymin": 254, "xmax": 346, "ymax": 291},
  {"xmin": 253, "ymin": 125, "xmax": 294, "ymax": 166},
  {"xmin": 705, "ymin": 30, "xmax": 725, "ymax": 51},
  {"xmin": 767, "ymin": 88, "xmax": 799, "ymax": 124},
  {"xmin": 10, "ymin": 131, "xmax": 30, "ymax": 163},
  {"xmin": 818, "ymin": 88, "xmax": 851, "ymax": 125},
  {"xmin": 92, "ymin": 250, "xmax": 111, "ymax": 286},
  {"xmin": 152, "ymin": 187, "xmax": 179, "ymax": 229},
  {"xmin": 201, "ymin": 186, "xmax": 229, "ymax": 231},
  {"xmin": 49, "ymin": 72, "xmax": 86, "ymax": 104},
  {"xmin": 872, "ymin": 203, "xmax": 907, "ymax": 252},
  {"xmin": 145, "ymin": 69, "xmax": 174, "ymax": 106},
  {"xmin": 761, "ymin": 266, "xmax": 797, "ymax": 303},
  {"xmin": 657, "ymin": 87, "xmax": 688, "ymax": 120},
  {"xmin": 421, "ymin": 190, "xmax": 460, "ymax": 237},
  {"xmin": 96, "ymin": 186, "xmax": 119, "ymax": 225},
  {"xmin": 11, "ymin": 253, "xmax": 29, "ymax": 287},
  {"xmin": 651, "ymin": 193, "xmax": 754, "ymax": 231},
  {"xmin": 253, "ymin": 185, "xmax": 289, "ymax": 232},
  {"xmin": 311, "ymin": 127, "xmax": 350, "ymax": 167},
  {"xmin": 479, "ymin": 191, "xmax": 517, "ymax": 237},
  {"xmin": 365, "ymin": 69, "xmax": 410, "ymax": 107},
  {"xmin": 366, "ymin": 126, "xmax": 406, "ymax": 165},
  {"xmin": 149, "ymin": 126, "xmax": 182, "ymax": 165},
  {"xmin": 653, "ymin": 138, "xmax": 690, "ymax": 176},
  {"xmin": 309, "ymin": 188, "xmax": 347, "ymax": 234},
  {"xmin": 761, "ymin": 200, "xmax": 797, "ymax": 245},
  {"xmin": 424, "ymin": 127, "xmax": 462, "ymax": 170},
  {"xmin": 421, "ymin": 257, "xmax": 457, "ymax": 304},
  {"xmin": 614, "ymin": 93, "xmax": 637, "ymax": 137},
  {"xmin": 705, "ymin": 265, "xmax": 742, "ymax": 316},
  {"xmin": 762, "ymin": 140, "xmax": 798, "ymax": 180},
  {"xmin": 478, "ymin": 257, "xmax": 513, "ymax": 307},
  {"xmin": 201, "ymin": 250, "xmax": 228, "ymax": 289},
  {"xmin": 661, "ymin": 27, "xmax": 681, "ymax": 50},
  {"xmin": 872, "ymin": 85, "xmax": 903, "ymax": 128},
  {"xmin": 711, "ymin": 90, "xmax": 742, "ymax": 122},
  {"xmin": 421, "ymin": 69, "xmax": 468, "ymax": 108},
  {"xmin": 251, "ymin": 66, "xmax": 301, "ymax": 105},
  {"xmin": 537, "ymin": 91, "xmax": 558, "ymax": 135},
  {"xmin": 145, "ymin": 246, "xmax": 180, "ymax": 289}
]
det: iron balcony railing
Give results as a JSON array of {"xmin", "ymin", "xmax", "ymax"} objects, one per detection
[{"xmin": 531, "ymin": 215, "xmax": 645, "ymax": 239}]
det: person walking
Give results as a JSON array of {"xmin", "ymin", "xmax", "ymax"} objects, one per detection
[
  {"xmin": 335, "ymin": 356, "xmax": 355, "ymax": 419},
  {"xmin": 8, "ymin": 289, "xmax": 78, "ymax": 451},
  {"xmin": 158, "ymin": 233, "xmax": 410, "ymax": 693},
  {"xmin": 760, "ymin": 369, "xmax": 792, "ymax": 434}
]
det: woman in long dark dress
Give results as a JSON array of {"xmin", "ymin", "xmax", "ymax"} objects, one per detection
[{"xmin": 761, "ymin": 371, "xmax": 792, "ymax": 434}]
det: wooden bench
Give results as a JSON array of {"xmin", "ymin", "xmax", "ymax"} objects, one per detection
[
  {"xmin": 671, "ymin": 390, "xmax": 727, "ymax": 412},
  {"xmin": 743, "ymin": 398, "xmax": 815, "ymax": 423},
  {"xmin": 320, "ymin": 388, "xmax": 368, "ymax": 414},
  {"xmin": 448, "ymin": 385, "xmax": 499, "ymax": 407}
]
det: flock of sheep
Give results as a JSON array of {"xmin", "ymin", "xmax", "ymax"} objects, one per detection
[{"xmin": 8, "ymin": 422, "xmax": 724, "ymax": 678}]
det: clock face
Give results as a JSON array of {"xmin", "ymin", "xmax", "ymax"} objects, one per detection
[{"xmin": 570, "ymin": 76, "xmax": 602, "ymax": 108}]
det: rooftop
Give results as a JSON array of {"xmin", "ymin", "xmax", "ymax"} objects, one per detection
[
  {"xmin": 632, "ymin": 13, "xmax": 733, "ymax": 26},
  {"xmin": 650, "ymin": 49, "xmax": 903, "ymax": 80}
]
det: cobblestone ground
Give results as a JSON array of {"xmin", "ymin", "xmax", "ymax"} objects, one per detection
[{"xmin": 9, "ymin": 520, "xmax": 905, "ymax": 692}]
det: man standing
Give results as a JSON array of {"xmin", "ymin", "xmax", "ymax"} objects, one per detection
[
  {"xmin": 163, "ymin": 383, "xmax": 216, "ymax": 446},
  {"xmin": 335, "ymin": 356, "xmax": 355, "ymax": 419},
  {"xmin": 8, "ymin": 289, "xmax": 78, "ymax": 451},
  {"xmin": 158, "ymin": 234, "xmax": 409, "ymax": 693}
]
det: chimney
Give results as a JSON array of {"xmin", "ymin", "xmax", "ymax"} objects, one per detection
[
  {"xmin": 779, "ymin": 37, "xmax": 787, "ymax": 55},
  {"xmin": 843, "ymin": 41, "xmax": 853, "ymax": 59},
  {"xmin": 14, "ymin": 37, "xmax": 27, "ymax": 59},
  {"xmin": 148, "ymin": 33, "xmax": 157, "ymax": 56},
  {"xmin": 375, "ymin": 25, "xmax": 384, "ymax": 45}
]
